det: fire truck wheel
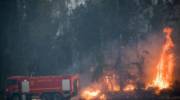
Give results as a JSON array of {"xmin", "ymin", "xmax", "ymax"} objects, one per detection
[
  {"xmin": 11, "ymin": 94, "xmax": 21, "ymax": 100},
  {"xmin": 40, "ymin": 94, "xmax": 51, "ymax": 100},
  {"xmin": 52, "ymin": 93, "xmax": 63, "ymax": 100}
]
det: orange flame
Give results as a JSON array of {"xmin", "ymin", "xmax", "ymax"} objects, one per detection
[
  {"xmin": 80, "ymin": 86, "xmax": 101, "ymax": 100},
  {"xmin": 81, "ymin": 90, "xmax": 100, "ymax": 100},
  {"xmin": 80, "ymin": 89, "xmax": 106, "ymax": 100},
  {"xmin": 103, "ymin": 74, "xmax": 120, "ymax": 92},
  {"xmin": 99, "ymin": 94, "xmax": 107, "ymax": 100},
  {"xmin": 123, "ymin": 84, "xmax": 136, "ymax": 92},
  {"xmin": 147, "ymin": 27, "xmax": 174, "ymax": 93},
  {"xmin": 80, "ymin": 72, "xmax": 120, "ymax": 100}
]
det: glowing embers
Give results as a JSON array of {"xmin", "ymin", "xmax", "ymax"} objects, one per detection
[{"xmin": 146, "ymin": 27, "xmax": 174, "ymax": 93}]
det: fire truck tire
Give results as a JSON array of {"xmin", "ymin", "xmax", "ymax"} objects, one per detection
[
  {"xmin": 52, "ymin": 93, "xmax": 63, "ymax": 100},
  {"xmin": 40, "ymin": 93, "xmax": 51, "ymax": 100},
  {"xmin": 11, "ymin": 94, "xmax": 21, "ymax": 100},
  {"xmin": 26, "ymin": 94, "xmax": 32, "ymax": 100}
]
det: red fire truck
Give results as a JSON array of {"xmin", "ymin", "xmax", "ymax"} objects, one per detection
[{"xmin": 5, "ymin": 74, "xmax": 79, "ymax": 100}]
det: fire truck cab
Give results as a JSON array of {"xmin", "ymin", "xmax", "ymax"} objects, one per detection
[{"xmin": 5, "ymin": 74, "xmax": 79, "ymax": 100}]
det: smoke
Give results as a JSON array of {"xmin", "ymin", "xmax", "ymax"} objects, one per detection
[
  {"xmin": 68, "ymin": 31, "xmax": 165, "ymax": 87},
  {"xmin": 120, "ymin": 34, "xmax": 164, "ymax": 85}
]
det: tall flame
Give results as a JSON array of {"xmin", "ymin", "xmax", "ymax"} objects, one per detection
[{"xmin": 147, "ymin": 27, "xmax": 174, "ymax": 92}]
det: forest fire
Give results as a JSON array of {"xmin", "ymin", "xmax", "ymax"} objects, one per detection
[
  {"xmin": 146, "ymin": 27, "xmax": 175, "ymax": 93},
  {"xmin": 81, "ymin": 27, "xmax": 176, "ymax": 99}
]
